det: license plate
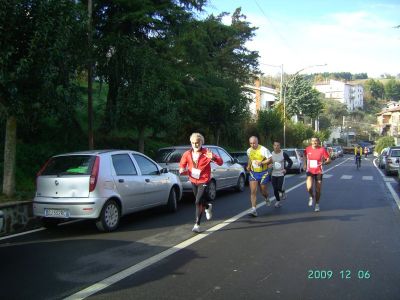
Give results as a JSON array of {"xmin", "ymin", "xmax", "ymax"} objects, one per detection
[{"xmin": 44, "ymin": 208, "xmax": 70, "ymax": 218}]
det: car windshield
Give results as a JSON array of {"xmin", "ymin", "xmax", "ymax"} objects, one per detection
[
  {"xmin": 390, "ymin": 149, "xmax": 400, "ymax": 157},
  {"xmin": 41, "ymin": 155, "xmax": 96, "ymax": 176},
  {"xmin": 231, "ymin": 153, "xmax": 248, "ymax": 163},
  {"xmin": 155, "ymin": 149, "xmax": 188, "ymax": 163}
]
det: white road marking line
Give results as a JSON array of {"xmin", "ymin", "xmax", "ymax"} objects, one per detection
[
  {"xmin": 373, "ymin": 158, "xmax": 400, "ymax": 211},
  {"xmin": 0, "ymin": 227, "xmax": 45, "ymax": 241},
  {"xmin": 362, "ymin": 176, "xmax": 373, "ymax": 181},
  {"xmin": 323, "ymin": 174, "xmax": 333, "ymax": 178},
  {"xmin": 341, "ymin": 175, "xmax": 353, "ymax": 179},
  {"xmin": 385, "ymin": 183, "xmax": 400, "ymax": 211},
  {"xmin": 384, "ymin": 178, "xmax": 396, "ymax": 182},
  {"xmin": 64, "ymin": 158, "xmax": 351, "ymax": 300}
]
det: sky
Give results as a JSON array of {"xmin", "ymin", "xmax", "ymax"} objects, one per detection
[{"xmin": 202, "ymin": 0, "xmax": 400, "ymax": 78}]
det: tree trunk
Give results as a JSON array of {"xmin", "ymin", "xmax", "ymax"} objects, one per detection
[
  {"xmin": 215, "ymin": 127, "xmax": 221, "ymax": 146},
  {"xmin": 3, "ymin": 116, "xmax": 17, "ymax": 197},
  {"xmin": 102, "ymin": 75, "xmax": 119, "ymax": 132},
  {"xmin": 138, "ymin": 127, "xmax": 145, "ymax": 153}
]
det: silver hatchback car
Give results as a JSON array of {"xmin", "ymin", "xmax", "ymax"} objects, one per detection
[
  {"xmin": 156, "ymin": 145, "xmax": 246, "ymax": 200},
  {"xmin": 34, "ymin": 150, "xmax": 182, "ymax": 232}
]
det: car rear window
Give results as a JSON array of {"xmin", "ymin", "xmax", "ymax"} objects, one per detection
[
  {"xmin": 231, "ymin": 153, "xmax": 248, "ymax": 163},
  {"xmin": 390, "ymin": 149, "xmax": 400, "ymax": 157},
  {"xmin": 285, "ymin": 150, "xmax": 296, "ymax": 157},
  {"xmin": 155, "ymin": 149, "xmax": 188, "ymax": 163},
  {"xmin": 41, "ymin": 155, "xmax": 96, "ymax": 175}
]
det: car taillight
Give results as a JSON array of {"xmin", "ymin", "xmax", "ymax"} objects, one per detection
[
  {"xmin": 36, "ymin": 158, "xmax": 52, "ymax": 188},
  {"xmin": 89, "ymin": 156, "xmax": 100, "ymax": 192}
]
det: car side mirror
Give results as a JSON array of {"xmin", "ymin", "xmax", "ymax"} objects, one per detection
[{"xmin": 161, "ymin": 167, "xmax": 169, "ymax": 174}]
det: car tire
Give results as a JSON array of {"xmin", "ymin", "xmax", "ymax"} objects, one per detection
[
  {"xmin": 235, "ymin": 175, "xmax": 245, "ymax": 192},
  {"xmin": 166, "ymin": 187, "xmax": 178, "ymax": 212},
  {"xmin": 207, "ymin": 180, "xmax": 217, "ymax": 201},
  {"xmin": 41, "ymin": 218, "xmax": 60, "ymax": 229},
  {"xmin": 96, "ymin": 199, "xmax": 120, "ymax": 232}
]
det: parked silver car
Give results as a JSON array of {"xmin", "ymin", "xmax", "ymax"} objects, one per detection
[
  {"xmin": 378, "ymin": 147, "xmax": 389, "ymax": 169},
  {"xmin": 385, "ymin": 146, "xmax": 400, "ymax": 175},
  {"xmin": 156, "ymin": 145, "xmax": 246, "ymax": 200},
  {"xmin": 282, "ymin": 148, "xmax": 304, "ymax": 173},
  {"xmin": 34, "ymin": 150, "xmax": 182, "ymax": 232}
]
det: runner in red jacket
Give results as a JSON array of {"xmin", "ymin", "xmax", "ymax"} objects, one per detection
[
  {"xmin": 179, "ymin": 133, "xmax": 223, "ymax": 233},
  {"xmin": 304, "ymin": 137, "xmax": 330, "ymax": 212}
]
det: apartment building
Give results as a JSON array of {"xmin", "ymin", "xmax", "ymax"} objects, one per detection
[
  {"xmin": 376, "ymin": 101, "xmax": 400, "ymax": 144},
  {"xmin": 314, "ymin": 79, "xmax": 364, "ymax": 111},
  {"xmin": 246, "ymin": 78, "xmax": 278, "ymax": 116}
]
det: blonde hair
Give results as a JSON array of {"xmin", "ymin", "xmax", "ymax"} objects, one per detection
[{"xmin": 190, "ymin": 132, "xmax": 205, "ymax": 144}]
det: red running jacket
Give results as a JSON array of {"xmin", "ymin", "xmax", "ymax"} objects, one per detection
[{"xmin": 179, "ymin": 148, "xmax": 223, "ymax": 185}]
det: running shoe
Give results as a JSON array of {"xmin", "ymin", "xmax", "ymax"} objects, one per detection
[
  {"xmin": 265, "ymin": 197, "xmax": 272, "ymax": 206},
  {"xmin": 308, "ymin": 196, "xmax": 313, "ymax": 207},
  {"xmin": 314, "ymin": 204, "xmax": 320, "ymax": 212},
  {"xmin": 275, "ymin": 201, "xmax": 281, "ymax": 208},
  {"xmin": 205, "ymin": 204, "xmax": 213, "ymax": 220},
  {"xmin": 192, "ymin": 224, "xmax": 201, "ymax": 233},
  {"xmin": 250, "ymin": 207, "xmax": 258, "ymax": 217},
  {"xmin": 281, "ymin": 191, "xmax": 287, "ymax": 200}
]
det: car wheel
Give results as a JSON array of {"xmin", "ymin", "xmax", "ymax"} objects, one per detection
[
  {"xmin": 96, "ymin": 199, "xmax": 120, "ymax": 232},
  {"xmin": 207, "ymin": 180, "xmax": 217, "ymax": 201},
  {"xmin": 166, "ymin": 187, "xmax": 178, "ymax": 212},
  {"xmin": 41, "ymin": 218, "xmax": 60, "ymax": 229},
  {"xmin": 235, "ymin": 175, "xmax": 245, "ymax": 192}
]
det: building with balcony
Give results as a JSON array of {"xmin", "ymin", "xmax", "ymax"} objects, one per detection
[
  {"xmin": 376, "ymin": 102, "xmax": 400, "ymax": 144},
  {"xmin": 246, "ymin": 78, "xmax": 278, "ymax": 116},
  {"xmin": 314, "ymin": 79, "xmax": 364, "ymax": 111}
]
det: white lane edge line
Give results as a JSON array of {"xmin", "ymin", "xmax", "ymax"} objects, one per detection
[
  {"xmin": 63, "ymin": 158, "xmax": 350, "ymax": 300},
  {"xmin": 385, "ymin": 182, "xmax": 400, "ymax": 211},
  {"xmin": 373, "ymin": 157, "xmax": 400, "ymax": 211},
  {"xmin": 0, "ymin": 227, "xmax": 46, "ymax": 241}
]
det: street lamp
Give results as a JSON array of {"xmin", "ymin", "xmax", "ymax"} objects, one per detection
[{"xmin": 282, "ymin": 64, "xmax": 327, "ymax": 148}]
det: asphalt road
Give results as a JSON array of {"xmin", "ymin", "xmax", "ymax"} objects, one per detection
[{"xmin": 1, "ymin": 155, "xmax": 400, "ymax": 300}]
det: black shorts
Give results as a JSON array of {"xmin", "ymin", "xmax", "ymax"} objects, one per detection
[{"xmin": 306, "ymin": 172, "xmax": 323, "ymax": 181}]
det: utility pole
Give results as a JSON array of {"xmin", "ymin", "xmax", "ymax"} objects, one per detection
[{"xmin": 87, "ymin": 0, "xmax": 94, "ymax": 149}]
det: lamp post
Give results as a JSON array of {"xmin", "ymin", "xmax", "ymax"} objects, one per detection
[{"xmin": 282, "ymin": 64, "xmax": 327, "ymax": 148}]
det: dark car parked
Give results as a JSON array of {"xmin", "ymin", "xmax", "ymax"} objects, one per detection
[{"xmin": 230, "ymin": 151, "xmax": 250, "ymax": 184}]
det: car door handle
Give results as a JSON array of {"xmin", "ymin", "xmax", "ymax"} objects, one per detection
[
  {"xmin": 118, "ymin": 179, "xmax": 124, "ymax": 183},
  {"xmin": 145, "ymin": 179, "xmax": 150, "ymax": 183}
]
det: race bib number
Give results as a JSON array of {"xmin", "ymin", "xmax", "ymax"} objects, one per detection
[
  {"xmin": 252, "ymin": 160, "xmax": 260, "ymax": 168},
  {"xmin": 191, "ymin": 168, "xmax": 201, "ymax": 179},
  {"xmin": 309, "ymin": 160, "xmax": 318, "ymax": 168},
  {"xmin": 274, "ymin": 162, "xmax": 282, "ymax": 169}
]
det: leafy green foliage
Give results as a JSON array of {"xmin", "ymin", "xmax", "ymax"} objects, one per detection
[
  {"xmin": 285, "ymin": 75, "xmax": 323, "ymax": 119},
  {"xmin": 375, "ymin": 136, "xmax": 395, "ymax": 154}
]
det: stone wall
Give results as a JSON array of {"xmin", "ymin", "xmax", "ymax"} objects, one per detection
[{"xmin": 0, "ymin": 201, "xmax": 41, "ymax": 236}]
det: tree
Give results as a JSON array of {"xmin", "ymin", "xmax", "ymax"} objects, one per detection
[
  {"xmin": 364, "ymin": 79, "xmax": 385, "ymax": 100},
  {"xmin": 256, "ymin": 108, "xmax": 283, "ymax": 145},
  {"xmin": 384, "ymin": 79, "xmax": 400, "ymax": 101},
  {"xmin": 285, "ymin": 75, "xmax": 324, "ymax": 120},
  {"xmin": 0, "ymin": 0, "xmax": 85, "ymax": 196},
  {"xmin": 375, "ymin": 136, "xmax": 395, "ymax": 154}
]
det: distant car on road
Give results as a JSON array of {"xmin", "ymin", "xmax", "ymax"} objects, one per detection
[
  {"xmin": 156, "ymin": 145, "xmax": 246, "ymax": 200},
  {"xmin": 34, "ymin": 150, "xmax": 182, "ymax": 232},
  {"xmin": 378, "ymin": 147, "xmax": 389, "ymax": 169},
  {"xmin": 282, "ymin": 148, "xmax": 304, "ymax": 173}
]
